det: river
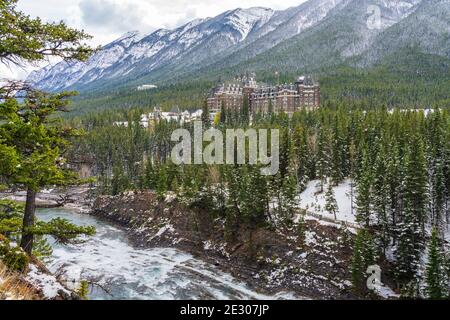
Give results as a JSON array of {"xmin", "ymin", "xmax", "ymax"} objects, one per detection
[{"xmin": 37, "ymin": 208, "xmax": 297, "ymax": 300}]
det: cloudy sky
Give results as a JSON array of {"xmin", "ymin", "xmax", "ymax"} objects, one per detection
[{"xmin": 1, "ymin": 0, "xmax": 307, "ymax": 80}]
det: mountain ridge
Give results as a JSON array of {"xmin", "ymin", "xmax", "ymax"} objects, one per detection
[
  {"xmin": 28, "ymin": 1, "xmax": 346, "ymax": 91},
  {"xmin": 28, "ymin": 0, "xmax": 450, "ymax": 97}
]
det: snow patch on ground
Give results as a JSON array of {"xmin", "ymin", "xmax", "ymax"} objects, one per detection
[
  {"xmin": 305, "ymin": 231, "xmax": 317, "ymax": 247},
  {"xmin": 374, "ymin": 284, "xmax": 400, "ymax": 299},
  {"xmin": 153, "ymin": 224, "xmax": 175, "ymax": 239},
  {"xmin": 26, "ymin": 265, "xmax": 69, "ymax": 299},
  {"xmin": 300, "ymin": 179, "xmax": 356, "ymax": 225}
]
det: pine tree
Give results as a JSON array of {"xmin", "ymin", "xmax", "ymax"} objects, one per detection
[
  {"xmin": 277, "ymin": 174, "xmax": 298, "ymax": 228},
  {"xmin": 143, "ymin": 159, "xmax": 157, "ymax": 190},
  {"xmin": 0, "ymin": 0, "xmax": 95, "ymax": 255},
  {"xmin": 386, "ymin": 142, "xmax": 404, "ymax": 245},
  {"xmin": 111, "ymin": 165, "xmax": 129, "ymax": 196},
  {"xmin": 325, "ymin": 183, "xmax": 338, "ymax": 220},
  {"xmin": 201, "ymin": 99, "xmax": 210, "ymax": 128},
  {"xmin": 331, "ymin": 116, "xmax": 346, "ymax": 185},
  {"xmin": 316, "ymin": 128, "xmax": 332, "ymax": 193},
  {"xmin": 426, "ymin": 110, "xmax": 447, "ymax": 230},
  {"xmin": 430, "ymin": 160, "xmax": 446, "ymax": 231},
  {"xmin": 395, "ymin": 135, "xmax": 428, "ymax": 285},
  {"xmin": 292, "ymin": 126, "xmax": 310, "ymax": 191},
  {"xmin": 351, "ymin": 229, "xmax": 376, "ymax": 295},
  {"xmin": 220, "ymin": 102, "xmax": 226, "ymax": 124},
  {"xmin": 156, "ymin": 165, "xmax": 168, "ymax": 201},
  {"xmin": 395, "ymin": 209, "xmax": 422, "ymax": 287},
  {"xmin": 349, "ymin": 142, "xmax": 357, "ymax": 217},
  {"xmin": 0, "ymin": 0, "xmax": 94, "ymax": 65},
  {"xmin": 242, "ymin": 166, "xmax": 270, "ymax": 228},
  {"xmin": 297, "ymin": 213, "xmax": 306, "ymax": 247},
  {"xmin": 405, "ymin": 135, "xmax": 429, "ymax": 237},
  {"xmin": 268, "ymin": 99, "xmax": 273, "ymax": 116},
  {"xmin": 425, "ymin": 228, "xmax": 445, "ymax": 299},
  {"xmin": 373, "ymin": 143, "xmax": 390, "ymax": 253},
  {"xmin": 356, "ymin": 151, "xmax": 373, "ymax": 228},
  {"xmin": 241, "ymin": 98, "xmax": 250, "ymax": 125}
]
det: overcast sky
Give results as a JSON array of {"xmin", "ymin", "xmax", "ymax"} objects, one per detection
[{"xmin": 1, "ymin": 0, "xmax": 307, "ymax": 80}]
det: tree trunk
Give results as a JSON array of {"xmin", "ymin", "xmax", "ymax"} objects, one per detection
[{"xmin": 20, "ymin": 188, "xmax": 36, "ymax": 256}]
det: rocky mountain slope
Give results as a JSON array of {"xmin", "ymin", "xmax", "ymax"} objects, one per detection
[
  {"xmin": 28, "ymin": 0, "xmax": 450, "ymax": 94},
  {"xmin": 27, "ymin": 0, "xmax": 346, "ymax": 91}
]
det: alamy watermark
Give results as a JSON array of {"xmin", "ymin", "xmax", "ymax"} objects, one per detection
[
  {"xmin": 171, "ymin": 121, "xmax": 280, "ymax": 176},
  {"xmin": 367, "ymin": 5, "xmax": 382, "ymax": 30},
  {"xmin": 367, "ymin": 265, "xmax": 383, "ymax": 291}
]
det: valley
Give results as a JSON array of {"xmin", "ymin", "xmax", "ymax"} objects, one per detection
[{"xmin": 1, "ymin": 0, "xmax": 450, "ymax": 303}]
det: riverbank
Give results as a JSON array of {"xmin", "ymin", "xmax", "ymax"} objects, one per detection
[
  {"xmin": 1, "ymin": 187, "xmax": 381, "ymax": 300},
  {"xmin": 91, "ymin": 191, "xmax": 359, "ymax": 300},
  {"xmin": 0, "ymin": 251, "xmax": 79, "ymax": 300},
  {"xmin": 0, "ymin": 186, "xmax": 93, "ymax": 212},
  {"xmin": 0, "ymin": 188, "xmax": 91, "ymax": 300}
]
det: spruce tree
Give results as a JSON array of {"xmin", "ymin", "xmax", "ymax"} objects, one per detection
[
  {"xmin": 316, "ymin": 128, "xmax": 332, "ymax": 193},
  {"xmin": 404, "ymin": 135, "xmax": 428, "ymax": 237},
  {"xmin": 156, "ymin": 165, "xmax": 168, "ymax": 201},
  {"xmin": 331, "ymin": 116, "xmax": 345, "ymax": 185},
  {"xmin": 351, "ymin": 229, "xmax": 376, "ymax": 295},
  {"xmin": 395, "ymin": 136, "xmax": 428, "ymax": 285},
  {"xmin": 292, "ymin": 126, "xmax": 310, "ymax": 191},
  {"xmin": 143, "ymin": 159, "xmax": 157, "ymax": 190},
  {"xmin": 220, "ymin": 102, "xmax": 226, "ymax": 124},
  {"xmin": 386, "ymin": 142, "xmax": 404, "ymax": 245},
  {"xmin": 425, "ymin": 228, "xmax": 445, "ymax": 299},
  {"xmin": 241, "ymin": 98, "xmax": 250, "ymax": 125},
  {"xmin": 268, "ymin": 99, "xmax": 273, "ymax": 116},
  {"xmin": 201, "ymin": 99, "xmax": 210, "ymax": 128},
  {"xmin": 430, "ymin": 160, "xmax": 446, "ymax": 230},
  {"xmin": 373, "ymin": 143, "xmax": 390, "ymax": 253},
  {"xmin": 356, "ymin": 151, "xmax": 373, "ymax": 228},
  {"xmin": 325, "ymin": 183, "xmax": 338, "ymax": 220},
  {"xmin": 111, "ymin": 165, "xmax": 129, "ymax": 196}
]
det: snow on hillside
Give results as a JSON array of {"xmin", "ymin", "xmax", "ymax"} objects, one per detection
[
  {"xmin": 300, "ymin": 179, "xmax": 356, "ymax": 225},
  {"xmin": 28, "ymin": 7, "xmax": 278, "ymax": 91},
  {"xmin": 26, "ymin": 265, "xmax": 70, "ymax": 299},
  {"xmin": 300, "ymin": 178, "xmax": 450, "ymax": 246},
  {"xmin": 226, "ymin": 8, "xmax": 274, "ymax": 40},
  {"xmin": 27, "ymin": 1, "xmax": 343, "ymax": 91}
]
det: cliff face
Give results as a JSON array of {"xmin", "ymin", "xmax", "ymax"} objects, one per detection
[{"xmin": 92, "ymin": 191, "xmax": 358, "ymax": 299}]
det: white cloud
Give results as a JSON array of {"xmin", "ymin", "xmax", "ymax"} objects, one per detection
[
  {"xmin": 17, "ymin": 0, "xmax": 307, "ymax": 44},
  {"xmin": 2, "ymin": 0, "xmax": 308, "ymax": 80}
]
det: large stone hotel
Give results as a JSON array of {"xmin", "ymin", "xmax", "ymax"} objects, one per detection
[{"xmin": 207, "ymin": 73, "xmax": 320, "ymax": 116}]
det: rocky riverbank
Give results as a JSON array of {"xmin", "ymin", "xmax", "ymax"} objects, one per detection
[
  {"xmin": 91, "ymin": 191, "xmax": 359, "ymax": 300},
  {"xmin": 1, "ymin": 187, "xmax": 373, "ymax": 300},
  {"xmin": 0, "ymin": 186, "xmax": 93, "ymax": 213},
  {"xmin": 0, "ymin": 187, "xmax": 91, "ymax": 300}
]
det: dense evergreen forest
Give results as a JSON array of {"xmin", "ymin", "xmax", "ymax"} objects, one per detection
[
  {"xmin": 67, "ymin": 50, "xmax": 450, "ymax": 118},
  {"xmin": 69, "ymin": 105, "xmax": 450, "ymax": 298},
  {"xmin": 2, "ymin": 0, "xmax": 450, "ymax": 302}
]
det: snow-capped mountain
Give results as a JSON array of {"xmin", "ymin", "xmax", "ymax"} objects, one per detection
[
  {"xmin": 28, "ymin": 0, "xmax": 447, "ymax": 93},
  {"xmin": 28, "ymin": 1, "xmax": 346, "ymax": 91},
  {"xmin": 218, "ymin": 0, "xmax": 436, "ymax": 76},
  {"xmin": 28, "ymin": 7, "xmax": 277, "ymax": 91}
]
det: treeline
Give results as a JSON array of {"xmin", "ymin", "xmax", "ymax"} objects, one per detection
[
  {"xmin": 66, "ymin": 49, "xmax": 450, "ymax": 116},
  {"xmin": 72, "ymin": 106, "xmax": 450, "ymax": 298},
  {"xmin": 67, "ymin": 81, "xmax": 212, "ymax": 118}
]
